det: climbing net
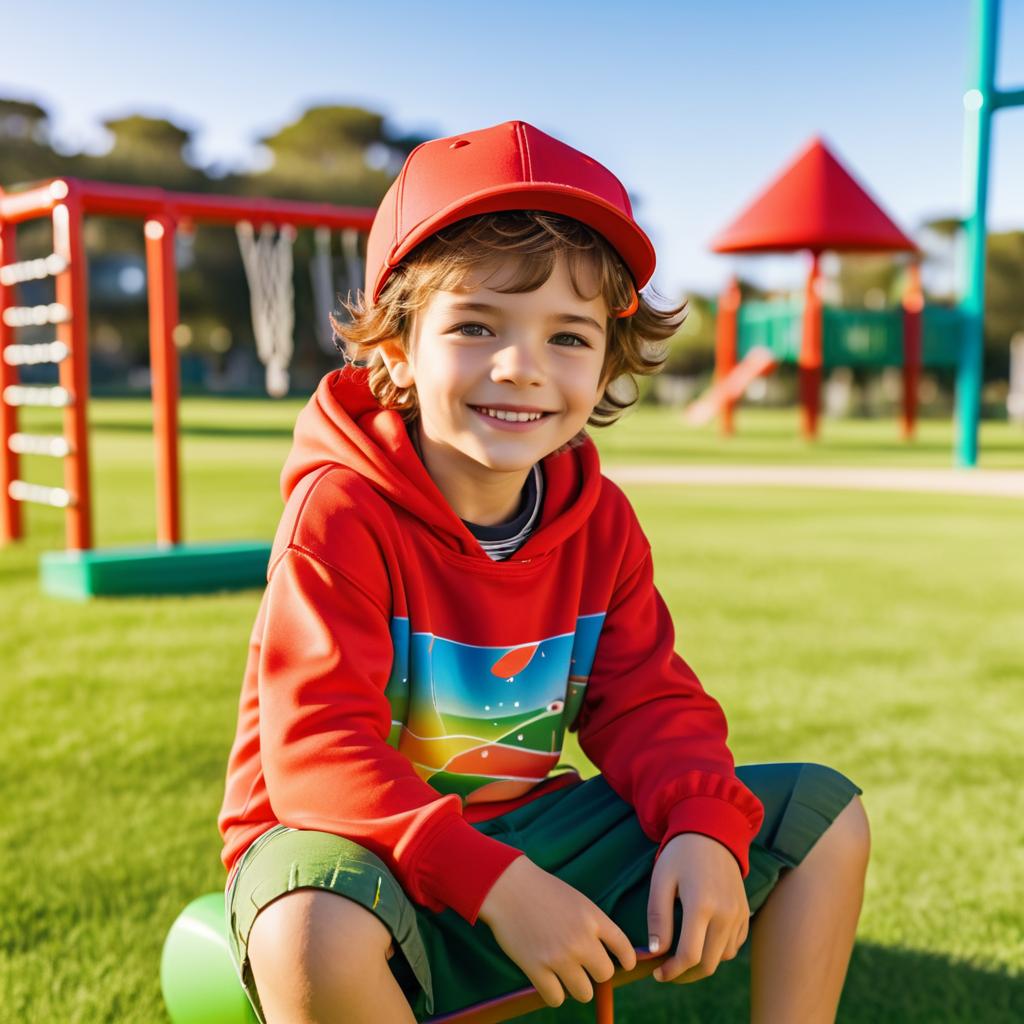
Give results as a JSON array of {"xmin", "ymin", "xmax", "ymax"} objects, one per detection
[{"xmin": 236, "ymin": 221, "xmax": 297, "ymax": 397}]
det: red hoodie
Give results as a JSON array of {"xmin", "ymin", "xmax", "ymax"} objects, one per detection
[{"xmin": 218, "ymin": 366, "xmax": 765, "ymax": 925}]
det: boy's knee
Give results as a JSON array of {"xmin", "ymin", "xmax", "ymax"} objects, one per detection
[
  {"xmin": 798, "ymin": 763, "xmax": 870, "ymax": 858},
  {"xmin": 830, "ymin": 794, "xmax": 871, "ymax": 864},
  {"xmin": 248, "ymin": 888, "xmax": 396, "ymax": 1017}
]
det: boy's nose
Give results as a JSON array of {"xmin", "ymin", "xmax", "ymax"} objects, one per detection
[{"xmin": 492, "ymin": 344, "xmax": 545, "ymax": 386}]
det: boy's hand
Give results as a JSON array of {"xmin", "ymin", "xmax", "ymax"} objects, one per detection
[
  {"xmin": 647, "ymin": 832, "xmax": 750, "ymax": 983},
  {"xmin": 477, "ymin": 856, "xmax": 638, "ymax": 1007}
]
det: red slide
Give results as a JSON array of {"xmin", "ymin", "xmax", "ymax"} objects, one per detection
[{"xmin": 684, "ymin": 346, "xmax": 779, "ymax": 426}]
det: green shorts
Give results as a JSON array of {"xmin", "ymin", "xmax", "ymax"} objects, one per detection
[{"xmin": 225, "ymin": 761, "xmax": 862, "ymax": 1022}]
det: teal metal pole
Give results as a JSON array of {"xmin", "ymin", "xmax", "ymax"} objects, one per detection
[
  {"xmin": 956, "ymin": 0, "xmax": 998, "ymax": 467},
  {"xmin": 993, "ymin": 87, "xmax": 1024, "ymax": 109}
]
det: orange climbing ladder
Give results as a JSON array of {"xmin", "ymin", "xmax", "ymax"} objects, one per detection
[{"xmin": 0, "ymin": 184, "xmax": 91, "ymax": 550}]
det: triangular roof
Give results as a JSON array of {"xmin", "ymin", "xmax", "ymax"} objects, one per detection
[{"xmin": 710, "ymin": 136, "xmax": 917, "ymax": 255}]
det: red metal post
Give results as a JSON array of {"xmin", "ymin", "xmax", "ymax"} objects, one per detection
[
  {"xmin": 594, "ymin": 979, "xmax": 615, "ymax": 1023},
  {"xmin": 0, "ymin": 212, "xmax": 22, "ymax": 544},
  {"xmin": 145, "ymin": 216, "xmax": 181, "ymax": 546},
  {"xmin": 714, "ymin": 275, "xmax": 741, "ymax": 435},
  {"xmin": 52, "ymin": 184, "xmax": 92, "ymax": 549},
  {"xmin": 799, "ymin": 251, "xmax": 823, "ymax": 439},
  {"xmin": 901, "ymin": 260, "xmax": 923, "ymax": 440}
]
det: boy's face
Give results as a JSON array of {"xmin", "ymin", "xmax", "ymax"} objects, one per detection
[{"xmin": 378, "ymin": 251, "xmax": 610, "ymax": 515}]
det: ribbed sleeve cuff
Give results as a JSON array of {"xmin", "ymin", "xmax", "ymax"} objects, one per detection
[
  {"xmin": 656, "ymin": 796, "xmax": 758, "ymax": 878},
  {"xmin": 411, "ymin": 815, "xmax": 526, "ymax": 924}
]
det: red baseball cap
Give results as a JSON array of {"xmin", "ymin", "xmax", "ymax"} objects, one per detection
[{"xmin": 364, "ymin": 119, "xmax": 656, "ymax": 316}]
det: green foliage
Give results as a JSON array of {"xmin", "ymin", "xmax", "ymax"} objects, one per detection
[
  {"xmin": 258, "ymin": 104, "xmax": 385, "ymax": 163},
  {"xmin": 662, "ymin": 292, "xmax": 716, "ymax": 375},
  {"xmin": 831, "ymin": 252, "xmax": 905, "ymax": 306},
  {"xmin": 0, "ymin": 97, "xmax": 65, "ymax": 188},
  {"xmin": 984, "ymin": 231, "xmax": 1024, "ymax": 375},
  {"xmin": 101, "ymin": 113, "xmax": 193, "ymax": 156},
  {"xmin": 0, "ymin": 97, "xmax": 49, "ymax": 135},
  {"xmin": 916, "ymin": 217, "xmax": 1021, "ymax": 376},
  {"xmin": 83, "ymin": 114, "xmax": 204, "ymax": 191},
  {"xmin": 244, "ymin": 104, "xmax": 423, "ymax": 206},
  {"xmin": 0, "ymin": 96, "xmax": 432, "ymax": 377}
]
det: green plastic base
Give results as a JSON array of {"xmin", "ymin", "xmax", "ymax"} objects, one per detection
[{"xmin": 39, "ymin": 541, "xmax": 272, "ymax": 599}]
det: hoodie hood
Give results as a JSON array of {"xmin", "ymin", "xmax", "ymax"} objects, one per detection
[{"xmin": 280, "ymin": 366, "xmax": 603, "ymax": 561}]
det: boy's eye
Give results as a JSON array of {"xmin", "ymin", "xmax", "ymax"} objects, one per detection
[
  {"xmin": 454, "ymin": 323, "xmax": 492, "ymax": 338},
  {"xmin": 452, "ymin": 323, "xmax": 589, "ymax": 348}
]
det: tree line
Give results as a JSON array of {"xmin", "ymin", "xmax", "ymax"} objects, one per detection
[
  {"xmin": 0, "ymin": 97, "xmax": 1018, "ymax": 392},
  {"xmin": 0, "ymin": 98, "xmax": 428, "ymax": 392}
]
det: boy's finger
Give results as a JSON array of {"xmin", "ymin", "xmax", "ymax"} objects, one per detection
[
  {"xmin": 599, "ymin": 919, "xmax": 637, "ymax": 972},
  {"xmin": 645, "ymin": 874, "xmax": 676, "ymax": 957},
  {"xmin": 580, "ymin": 941, "xmax": 618, "ymax": 985},
  {"xmin": 557, "ymin": 962, "xmax": 595, "ymax": 1004},
  {"xmin": 528, "ymin": 966, "xmax": 566, "ymax": 1009},
  {"xmin": 670, "ymin": 916, "xmax": 731, "ymax": 984},
  {"xmin": 653, "ymin": 905, "xmax": 708, "ymax": 982}
]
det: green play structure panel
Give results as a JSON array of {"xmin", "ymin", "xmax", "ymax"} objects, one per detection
[
  {"xmin": 40, "ymin": 541, "xmax": 272, "ymax": 599},
  {"xmin": 737, "ymin": 300, "xmax": 964, "ymax": 369}
]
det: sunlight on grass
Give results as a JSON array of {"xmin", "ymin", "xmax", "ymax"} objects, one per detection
[{"xmin": 1, "ymin": 397, "xmax": 1021, "ymax": 1022}]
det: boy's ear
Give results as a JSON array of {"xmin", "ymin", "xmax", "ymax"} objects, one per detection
[{"xmin": 377, "ymin": 334, "xmax": 414, "ymax": 389}]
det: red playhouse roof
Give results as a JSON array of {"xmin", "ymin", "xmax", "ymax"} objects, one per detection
[{"xmin": 710, "ymin": 136, "xmax": 917, "ymax": 255}]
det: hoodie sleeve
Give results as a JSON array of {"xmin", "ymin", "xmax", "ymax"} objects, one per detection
[
  {"xmin": 257, "ymin": 544, "xmax": 524, "ymax": 925},
  {"xmin": 570, "ymin": 529, "xmax": 765, "ymax": 878}
]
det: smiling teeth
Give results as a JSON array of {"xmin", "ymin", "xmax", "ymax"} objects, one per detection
[{"xmin": 478, "ymin": 408, "xmax": 544, "ymax": 422}]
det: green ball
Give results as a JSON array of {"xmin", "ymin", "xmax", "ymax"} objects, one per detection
[{"xmin": 161, "ymin": 892, "xmax": 259, "ymax": 1024}]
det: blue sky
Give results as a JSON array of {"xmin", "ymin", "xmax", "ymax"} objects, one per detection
[{"xmin": 3, "ymin": 0, "xmax": 1023, "ymax": 297}]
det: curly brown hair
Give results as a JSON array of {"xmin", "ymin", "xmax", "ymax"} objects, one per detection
[{"xmin": 330, "ymin": 210, "xmax": 686, "ymax": 448}]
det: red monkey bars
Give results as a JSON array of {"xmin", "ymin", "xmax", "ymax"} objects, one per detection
[{"xmin": 0, "ymin": 177, "xmax": 374, "ymax": 563}]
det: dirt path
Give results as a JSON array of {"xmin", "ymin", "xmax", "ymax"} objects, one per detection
[{"xmin": 603, "ymin": 464, "xmax": 1024, "ymax": 499}]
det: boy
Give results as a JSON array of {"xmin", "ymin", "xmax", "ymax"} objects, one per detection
[{"xmin": 218, "ymin": 120, "xmax": 869, "ymax": 1023}]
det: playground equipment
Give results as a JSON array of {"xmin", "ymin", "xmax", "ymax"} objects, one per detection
[
  {"xmin": 693, "ymin": 0, "xmax": 1024, "ymax": 465},
  {"xmin": 957, "ymin": 0, "xmax": 1024, "ymax": 465},
  {"xmin": 684, "ymin": 345, "xmax": 778, "ymax": 427},
  {"xmin": 693, "ymin": 136, "xmax": 961, "ymax": 439},
  {"xmin": 161, "ymin": 891, "xmax": 664, "ymax": 1024},
  {"xmin": 235, "ymin": 220, "xmax": 297, "ymax": 397},
  {"xmin": 0, "ymin": 177, "xmax": 374, "ymax": 597},
  {"xmin": 311, "ymin": 224, "xmax": 364, "ymax": 354}
]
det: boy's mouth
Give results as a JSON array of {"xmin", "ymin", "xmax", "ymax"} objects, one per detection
[{"xmin": 469, "ymin": 405, "xmax": 554, "ymax": 428}]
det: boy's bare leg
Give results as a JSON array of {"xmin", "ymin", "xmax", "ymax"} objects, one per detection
[
  {"xmin": 247, "ymin": 889, "xmax": 417, "ymax": 1024},
  {"xmin": 748, "ymin": 795, "xmax": 870, "ymax": 1024}
]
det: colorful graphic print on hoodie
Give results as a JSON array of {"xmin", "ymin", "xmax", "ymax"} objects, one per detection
[{"xmin": 384, "ymin": 612, "xmax": 603, "ymax": 803}]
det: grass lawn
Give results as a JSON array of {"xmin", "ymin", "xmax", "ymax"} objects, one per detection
[{"xmin": 1, "ymin": 396, "xmax": 1022, "ymax": 1023}]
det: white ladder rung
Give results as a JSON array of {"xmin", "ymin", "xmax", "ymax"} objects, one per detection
[
  {"xmin": 8, "ymin": 433, "xmax": 71, "ymax": 457},
  {"xmin": 2, "ymin": 302, "xmax": 70, "ymax": 328},
  {"xmin": 0, "ymin": 253, "xmax": 68, "ymax": 287},
  {"xmin": 3, "ymin": 340, "xmax": 69, "ymax": 366},
  {"xmin": 9, "ymin": 480, "xmax": 73, "ymax": 507},
  {"xmin": 3, "ymin": 385, "xmax": 73, "ymax": 408}
]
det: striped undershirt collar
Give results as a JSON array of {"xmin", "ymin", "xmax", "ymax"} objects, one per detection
[
  {"xmin": 409, "ymin": 423, "xmax": 544, "ymax": 561},
  {"xmin": 461, "ymin": 463, "xmax": 544, "ymax": 561}
]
